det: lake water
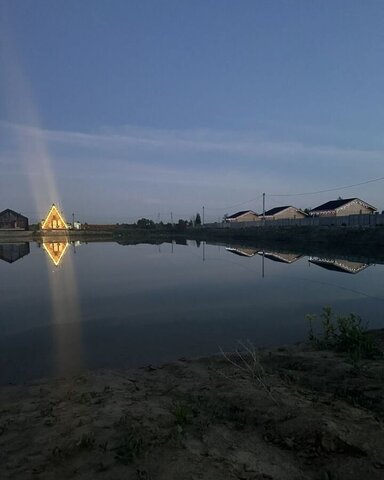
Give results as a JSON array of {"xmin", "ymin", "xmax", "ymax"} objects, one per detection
[{"xmin": 1, "ymin": 239, "xmax": 384, "ymax": 384}]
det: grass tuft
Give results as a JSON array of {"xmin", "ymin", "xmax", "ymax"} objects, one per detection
[
  {"xmin": 306, "ymin": 306, "xmax": 379, "ymax": 364},
  {"xmin": 114, "ymin": 431, "xmax": 144, "ymax": 464}
]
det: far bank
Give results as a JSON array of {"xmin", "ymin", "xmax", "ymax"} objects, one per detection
[{"xmin": 1, "ymin": 224, "xmax": 384, "ymax": 261}]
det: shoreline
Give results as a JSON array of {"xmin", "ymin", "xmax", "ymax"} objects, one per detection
[
  {"xmin": 1, "ymin": 227, "xmax": 384, "ymax": 264},
  {"xmin": 1, "ymin": 331, "xmax": 383, "ymax": 480}
]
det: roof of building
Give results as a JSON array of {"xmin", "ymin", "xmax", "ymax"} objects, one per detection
[
  {"xmin": 226, "ymin": 210, "xmax": 257, "ymax": 219},
  {"xmin": 264, "ymin": 206, "xmax": 291, "ymax": 216},
  {"xmin": 310, "ymin": 198, "xmax": 376, "ymax": 213},
  {"xmin": 0, "ymin": 208, "xmax": 28, "ymax": 219}
]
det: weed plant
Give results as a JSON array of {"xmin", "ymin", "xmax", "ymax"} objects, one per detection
[
  {"xmin": 307, "ymin": 306, "xmax": 378, "ymax": 363},
  {"xmin": 220, "ymin": 340, "xmax": 278, "ymax": 404},
  {"xmin": 171, "ymin": 402, "xmax": 192, "ymax": 428},
  {"xmin": 113, "ymin": 431, "xmax": 144, "ymax": 465}
]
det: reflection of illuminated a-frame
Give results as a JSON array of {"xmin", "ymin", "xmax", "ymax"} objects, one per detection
[
  {"xmin": 42, "ymin": 240, "xmax": 69, "ymax": 266},
  {"xmin": 42, "ymin": 204, "xmax": 68, "ymax": 230}
]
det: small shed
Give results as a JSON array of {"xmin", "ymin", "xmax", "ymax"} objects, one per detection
[
  {"xmin": 225, "ymin": 210, "xmax": 259, "ymax": 223},
  {"xmin": 0, "ymin": 209, "xmax": 29, "ymax": 230},
  {"xmin": 309, "ymin": 198, "xmax": 376, "ymax": 217}
]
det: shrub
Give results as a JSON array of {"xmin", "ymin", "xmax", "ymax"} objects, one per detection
[{"xmin": 306, "ymin": 307, "xmax": 377, "ymax": 363}]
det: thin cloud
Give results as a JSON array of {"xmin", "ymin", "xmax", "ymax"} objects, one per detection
[
  {"xmin": 1, "ymin": 122, "xmax": 383, "ymax": 221},
  {"xmin": 2, "ymin": 121, "xmax": 384, "ymax": 164}
]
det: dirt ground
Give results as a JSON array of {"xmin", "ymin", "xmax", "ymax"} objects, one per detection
[{"xmin": 1, "ymin": 332, "xmax": 384, "ymax": 480}]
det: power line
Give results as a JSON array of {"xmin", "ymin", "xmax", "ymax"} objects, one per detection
[
  {"xmin": 202, "ymin": 175, "xmax": 384, "ymax": 214},
  {"xmin": 204, "ymin": 175, "xmax": 384, "ymax": 212},
  {"xmin": 268, "ymin": 175, "xmax": 384, "ymax": 197},
  {"xmin": 204, "ymin": 194, "xmax": 263, "ymax": 211}
]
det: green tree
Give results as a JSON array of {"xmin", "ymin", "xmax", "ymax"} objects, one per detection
[
  {"xmin": 195, "ymin": 213, "xmax": 202, "ymax": 225},
  {"xmin": 137, "ymin": 218, "xmax": 154, "ymax": 229},
  {"xmin": 176, "ymin": 219, "xmax": 188, "ymax": 231}
]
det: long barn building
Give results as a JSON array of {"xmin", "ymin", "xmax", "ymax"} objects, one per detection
[{"xmin": 0, "ymin": 209, "xmax": 29, "ymax": 230}]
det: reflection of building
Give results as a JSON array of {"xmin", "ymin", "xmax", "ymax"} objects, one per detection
[
  {"xmin": 258, "ymin": 251, "xmax": 302, "ymax": 264},
  {"xmin": 0, "ymin": 209, "xmax": 29, "ymax": 230},
  {"xmin": 264, "ymin": 206, "xmax": 307, "ymax": 220},
  {"xmin": 0, "ymin": 243, "xmax": 30, "ymax": 263},
  {"xmin": 309, "ymin": 256, "xmax": 370, "ymax": 274},
  {"xmin": 226, "ymin": 247, "xmax": 258, "ymax": 257},
  {"xmin": 226, "ymin": 210, "xmax": 259, "ymax": 223},
  {"xmin": 42, "ymin": 204, "xmax": 68, "ymax": 230},
  {"xmin": 42, "ymin": 240, "xmax": 69, "ymax": 266},
  {"xmin": 309, "ymin": 198, "xmax": 376, "ymax": 217}
]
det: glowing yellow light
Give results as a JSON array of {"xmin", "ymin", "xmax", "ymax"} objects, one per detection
[
  {"xmin": 1, "ymin": 26, "xmax": 84, "ymax": 376},
  {"xmin": 41, "ymin": 204, "xmax": 69, "ymax": 230},
  {"xmin": 42, "ymin": 240, "xmax": 69, "ymax": 266}
]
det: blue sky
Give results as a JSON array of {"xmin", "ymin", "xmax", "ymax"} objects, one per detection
[{"xmin": 1, "ymin": 0, "xmax": 383, "ymax": 223}]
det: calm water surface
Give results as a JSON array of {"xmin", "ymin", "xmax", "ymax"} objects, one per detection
[{"xmin": 1, "ymin": 240, "xmax": 384, "ymax": 383}]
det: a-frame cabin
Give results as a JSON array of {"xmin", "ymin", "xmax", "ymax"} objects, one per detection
[{"xmin": 41, "ymin": 204, "xmax": 68, "ymax": 230}]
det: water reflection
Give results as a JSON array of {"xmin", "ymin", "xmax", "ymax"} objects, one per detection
[
  {"xmin": 40, "ymin": 237, "xmax": 84, "ymax": 378},
  {"xmin": 1, "ymin": 240, "xmax": 383, "ymax": 384},
  {"xmin": 225, "ymin": 244, "xmax": 373, "ymax": 275},
  {"xmin": 0, "ymin": 242, "xmax": 30, "ymax": 263},
  {"xmin": 226, "ymin": 247, "xmax": 258, "ymax": 257},
  {"xmin": 0, "ymin": 240, "xmax": 376, "ymax": 276},
  {"xmin": 258, "ymin": 251, "xmax": 303, "ymax": 264},
  {"xmin": 308, "ymin": 257, "xmax": 370, "ymax": 275},
  {"xmin": 41, "ymin": 238, "xmax": 70, "ymax": 266}
]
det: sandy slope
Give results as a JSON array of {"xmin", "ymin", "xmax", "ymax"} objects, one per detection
[{"xmin": 1, "ymin": 336, "xmax": 384, "ymax": 480}]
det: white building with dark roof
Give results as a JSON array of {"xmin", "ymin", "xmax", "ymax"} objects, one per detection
[
  {"xmin": 264, "ymin": 206, "xmax": 307, "ymax": 220},
  {"xmin": 225, "ymin": 210, "xmax": 259, "ymax": 223},
  {"xmin": 309, "ymin": 198, "xmax": 376, "ymax": 217}
]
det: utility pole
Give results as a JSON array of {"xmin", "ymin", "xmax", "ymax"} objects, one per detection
[
  {"xmin": 202, "ymin": 206, "xmax": 205, "ymax": 226},
  {"xmin": 262, "ymin": 250, "xmax": 265, "ymax": 278},
  {"xmin": 72, "ymin": 212, "xmax": 75, "ymax": 227},
  {"xmin": 170, "ymin": 211, "xmax": 173, "ymax": 225},
  {"xmin": 262, "ymin": 193, "xmax": 266, "ymax": 225}
]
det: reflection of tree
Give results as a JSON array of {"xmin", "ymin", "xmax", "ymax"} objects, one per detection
[{"xmin": 42, "ymin": 240, "xmax": 69, "ymax": 266}]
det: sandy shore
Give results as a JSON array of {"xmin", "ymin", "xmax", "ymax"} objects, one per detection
[{"xmin": 1, "ymin": 334, "xmax": 384, "ymax": 480}]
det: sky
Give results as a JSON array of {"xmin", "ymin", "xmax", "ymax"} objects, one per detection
[{"xmin": 1, "ymin": 0, "xmax": 384, "ymax": 223}]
